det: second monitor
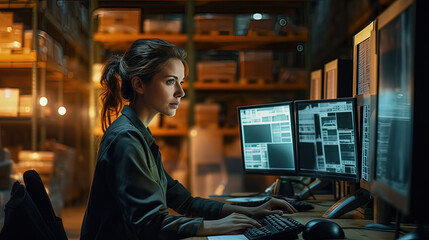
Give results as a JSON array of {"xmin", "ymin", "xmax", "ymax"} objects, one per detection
[
  {"xmin": 238, "ymin": 101, "xmax": 296, "ymax": 176},
  {"xmin": 295, "ymin": 98, "xmax": 359, "ymax": 182}
]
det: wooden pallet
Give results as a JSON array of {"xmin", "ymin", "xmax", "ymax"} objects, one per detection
[
  {"xmin": 239, "ymin": 77, "xmax": 274, "ymax": 85},
  {"xmin": 196, "ymin": 30, "xmax": 233, "ymax": 36},
  {"xmin": 199, "ymin": 75, "xmax": 236, "ymax": 84}
]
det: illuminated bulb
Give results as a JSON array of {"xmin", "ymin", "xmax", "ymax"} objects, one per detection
[
  {"xmin": 39, "ymin": 97, "xmax": 48, "ymax": 106},
  {"xmin": 6, "ymin": 27, "xmax": 12, "ymax": 32},
  {"xmin": 13, "ymin": 41, "xmax": 21, "ymax": 48},
  {"xmin": 252, "ymin": 13, "xmax": 263, "ymax": 20},
  {"xmin": 58, "ymin": 106, "xmax": 67, "ymax": 116},
  {"xmin": 190, "ymin": 129, "xmax": 198, "ymax": 137}
]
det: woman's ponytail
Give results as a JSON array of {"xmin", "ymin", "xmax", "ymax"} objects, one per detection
[{"xmin": 100, "ymin": 55, "xmax": 123, "ymax": 133}]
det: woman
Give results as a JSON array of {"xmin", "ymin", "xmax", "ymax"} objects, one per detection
[{"xmin": 81, "ymin": 39, "xmax": 296, "ymax": 240}]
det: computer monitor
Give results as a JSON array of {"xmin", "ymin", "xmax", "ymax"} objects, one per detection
[
  {"xmin": 238, "ymin": 101, "xmax": 296, "ymax": 177},
  {"xmin": 371, "ymin": 0, "xmax": 429, "ymax": 230},
  {"xmin": 310, "ymin": 69, "xmax": 323, "ymax": 100},
  {"xmin": 323, "ymin": 59, "xmax": 353, "ymax": 99},
  {"xmin": 295, "ymin": 98, "xmax": 359, "ymax": 182},
  {"xmin": 353, "ymin": 21, "xmax": 378, "ymax": 192}
]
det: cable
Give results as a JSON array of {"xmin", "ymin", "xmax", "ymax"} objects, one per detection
[{"xmin": 341, "ymin": 226, "xmax": 405, "ymax": 235}]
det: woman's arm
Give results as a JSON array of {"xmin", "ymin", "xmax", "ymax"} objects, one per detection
[{"xmin": 220, "ymin": 198, "xmax": 298, "ymax": 218}]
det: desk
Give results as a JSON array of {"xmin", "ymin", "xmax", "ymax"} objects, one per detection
[{"xmin": 185, "ymin": 195, "xmax": 405, "ymax": 240}]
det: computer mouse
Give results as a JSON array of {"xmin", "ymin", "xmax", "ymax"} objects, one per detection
[{"xmin": 302, "ymin": 219, "xmax": 345, "ymax": 240}]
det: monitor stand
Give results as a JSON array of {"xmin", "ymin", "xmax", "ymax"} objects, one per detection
[
  {"xmin": 294, "ymin": 178, "xmax": 330, "ymax": 200},
  {"xmin": 323, "ymin": 188, "xmax": 372, "ymax": 219},
  {"xmin": 397, "ymin": 224, "xmax": 429, "ymax": 240},
  {"xmin": 272, "ymin": 176, "xmax": 295, "ymax": 198},
  {"xmin": 365, "ymin": 196, "xmax": 395, "ymax": 230}
]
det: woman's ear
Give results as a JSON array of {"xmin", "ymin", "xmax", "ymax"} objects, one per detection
[{"xmin": 131, "ymin": 76, "xmax": 145, "ymax": 95}]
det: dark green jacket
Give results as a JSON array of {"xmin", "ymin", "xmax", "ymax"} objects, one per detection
[{"xmin": 81, "ymin": 106, "xmax": 224, "ymax": 240}]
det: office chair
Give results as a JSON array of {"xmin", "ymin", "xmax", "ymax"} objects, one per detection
[{"xmin": 0, "ymin": 170, "xmax": 68, "ymax": 240}]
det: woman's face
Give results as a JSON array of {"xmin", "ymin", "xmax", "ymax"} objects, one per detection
[{"xmin": 142, "ymin": 58, "xmax": 185, "ymax": 117}]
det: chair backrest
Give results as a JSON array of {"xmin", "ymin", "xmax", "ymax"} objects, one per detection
[{"xmin": 0, "ymin": 170, "xmax": 68, "ymax": 240}]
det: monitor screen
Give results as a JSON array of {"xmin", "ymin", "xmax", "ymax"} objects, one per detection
[
  {"xmin": 238, "ymin": 102, "xmax": 296, "ymax": 175},
  {"xmin": 295, "ymin": 98, "xmax": 359, "ymax": 182},
  {"xmin": 374, "ymin": 2, "xmax": 413, "ymax": 202},
  {"xmin": 357, "ymin": 39, "xmax": 371, "ymax": 95}
]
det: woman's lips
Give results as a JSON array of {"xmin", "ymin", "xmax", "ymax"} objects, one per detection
[{"xmin": 169, "ymin": 103, "xmax": 179, "ymax": 109}]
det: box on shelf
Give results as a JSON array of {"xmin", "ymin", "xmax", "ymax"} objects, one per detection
[
  {"xmin": 195, "ymin": 101, "xmax": 220, "ymax": 128},
  {"xmin": 239, "ymin": 51, "xmax": 273, "ymax": 84},
  {"xmin": 15, "ymin": 150, "xmax": 55, "ymax": 184},
  {"xmin": 195, "ymin": 14, "xmax": 234, "ymax": 35},
  {"xmin": 247, "ymin": 19, "xmax": 274, "ymax": 36},
  {"xmin": 19, "ymin": 95, "xmax": 32, "ymax": 117},
  {"xmin": 0, "ymin": 23, "xmax": 23, "ymax": 52},
  {"xmin": 143, "ymin": 18, "xmax": 182, "ymax": 34},
  {"xmin": 96, "ymin": 9, "xmax": 141, "ymax": 34},
  {"xmin": 163, "ymin": 99, "xmax": 189, "ymax": 129},
  {"xmin": 278, "ymin": 67, "xmax": 308, "ymax": 84},
  {"xmin": 0, "ymin": 88, "xmax": 19, "ymax": 117},
  {"xmin": 0, "ymin": 12, "xmax": 13, "ymax": 29},
  {"xmin": 27, "ymin": 30, "xmax": 54, "ymax": 62},
  {"xmin": 53, "ymin": 41, "xmax": 63, "ymax": 65},
  {"xmin": 197, "ymin": 61, "xmax": 237, "ymax": 84}
]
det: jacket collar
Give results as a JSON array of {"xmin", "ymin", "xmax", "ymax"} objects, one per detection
[{"xmin": 121, "ymin": 105, "xmax": 155, "ymax": 146}]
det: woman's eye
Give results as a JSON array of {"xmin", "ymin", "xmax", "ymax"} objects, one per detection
[
  {"xmin": 180, "ymin": 81, "xmax": 184, "ymax": 86},
  {"xmin": 166, "ymin": 79, "xmax": 174, "ymax": 85}
]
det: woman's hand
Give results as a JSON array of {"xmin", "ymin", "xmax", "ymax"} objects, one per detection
[
  {"xmin": 251, "ymin": 198, "xmax": 298, "ymax": 218},
  {"xmin": 196, "ymin": 213, "xmax": 261, "ymax": 236}
]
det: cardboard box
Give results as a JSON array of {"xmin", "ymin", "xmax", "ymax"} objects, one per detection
[
  {"xmin": 0, "ymin": 23, "xmax": 23, "ymax": 50},
  {"xmin": 0, "ymin": 12, "xmax": 13, "ymax": 29},
  {"xmin": 97, "ymin": 9, "xmax": 140, "ymax": 34},
  {"xmin": 19, "ymin": 95, "xmax": 32, "ymax": 117},
  {"xmin": 0, "ymin": 89, "xmax": 19, "ymax": 117},
  {"xmin": 197, "ymin": 61, "xmax": 237, "ymax": 83},
  {"xmin": 239, "ymin": 51, "xmax": 273, "ymax": 83},
  {"xmin": 195, "ymin": 14, "xmax": 234, "ymax": 35},
  {"xmin": 195, "ymin": 101, "xmax": 220, "ymax": 128},
  {"xmin": 248, "ymin": 19, "xmax": 274, "ymax": 36},
  {"xmin": 143, "ymin": 19, "xmax": 181, "ymax": 34}
]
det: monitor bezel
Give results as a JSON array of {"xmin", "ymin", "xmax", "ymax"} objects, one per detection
[
  {"xmin": 352, "ymin": 20, "xmax": 378, "ymax": 191},
  {"xmin": 237, "ymin": 101, "xmax": 298, "ymax": 176},
  {"xmin": 370, "ymin": 0, "xmax": 415, "ymax": 217},
  {"xmin": 294, "ymin": 97, "xmax": 360, "ymax": 182}
]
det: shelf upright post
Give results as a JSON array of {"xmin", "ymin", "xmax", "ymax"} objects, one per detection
[
  {"xmin": 31, "ymin": 1, "xmax": 38, "ymax": 151},
  {"xmin": 88, "ymin": 0, "xmax": 98, "ymax": 183},
  {"xmin": 185, "ymin": 0, "xmax": 196, "ymax": 189}
]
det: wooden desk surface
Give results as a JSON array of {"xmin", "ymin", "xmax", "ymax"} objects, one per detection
[{"xmin": 184, "ymin": 195, "xmax": 403, "ymax": 240}]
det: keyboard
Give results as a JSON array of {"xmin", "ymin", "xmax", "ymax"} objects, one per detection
[
  {"xmin": 244, "ymin": 214, "xmax": 305, "ymax": 240},
  {"xmin": 233, "ymin": 197, "xmax": 314, "ymax": 212}
]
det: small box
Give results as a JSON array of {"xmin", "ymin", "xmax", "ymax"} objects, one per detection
[
  {"xmin": 197, "ymin": 61, "xmax": 237, "ymax": 83},
  {"xmin": 0, "ymin": 89, "xmax": 19, "ymax": 117},
  {"xmin": 247, "ymin": 19, "xmax": 274, "ymax": 36},
  {"xmin": 195, "ymin": 101, "xmax": 220, "ymax": 128},
  {"xmin": 96, "ymin": 9, "xmax": 140, "ymax": 34},
  {"xmin": 143, "ymin": 18, "xmax": 182, "ymax": 34},
  {"xmin": 0, "ymin": 12, "xmax": 13, "ymax": 29},
  {"xmin": 19, "ymin": 95, "xmax": 32, "ymax": 117},
  {"xmin": 53, "ymin": 41, "xmax": 63, "ymax": 65},
  {"xmin": 195, "ymin": 14, "xmax": 234, "ymax": 35},
  {"xmin": 0, "ymin": 23, "xmax": 23, "ymax": 50},
  {"xmin": 37, "ymin": 31, "xmax": 54, "ymax": 61},
  {"xmin": 239, "ymin": 51, "xmax": 273, "ymax": 83},
  {"xmin": 278, "ymin": 68, "xmax": 308, "ymax": 84}
]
